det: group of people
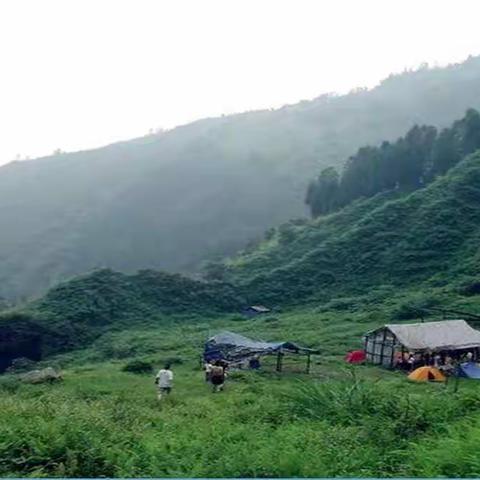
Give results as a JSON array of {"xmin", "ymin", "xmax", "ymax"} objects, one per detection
[
  {"xmin": 154, "ymin": 355, "xmax": 262, "ymax": 399},
  {"xmin": 153, "ymin": 358, "xmax": 229, "ymax": 400},
  {"xmin": 395, "ymin": 350, "xmax": 475, "ymax": 373}
]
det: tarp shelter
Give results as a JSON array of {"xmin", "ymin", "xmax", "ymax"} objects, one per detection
[
  {"xmin": 364, "ymin": 320, "xmax": 480, "ymax": 368},
  {"xmin": 345, "ymin": 350, "xmax": 366, "ymax": 364},
  {"xmin": 408, "ymin": 366, "xmax": 446, "ymax": 382},
  {"xmin": 243, "ymin": 305, "xmax": 271, "ymax": 317},
  {"xmin": 458, "ymin": 362, "xmax": 480, "ymax": 379},
  {"xmin": 204, "ymin": 331, "xmax": 318, "ymax": 372}
]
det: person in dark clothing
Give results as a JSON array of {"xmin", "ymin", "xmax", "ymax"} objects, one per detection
[
  {"xmin": 210, "ymin": 360, "xmax": 226, "ymax": 392},
  {"xmin": 249, "ymin": 355, "xmax": 261, "ymax": 370}
]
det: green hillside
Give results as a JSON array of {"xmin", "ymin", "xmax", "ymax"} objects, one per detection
[
  {"xmin": 3, "ymin": 109, "xmax": 480, "ymax": 477},
  {"xmin": 3, "ymin": 145, "xmax": 480, "ymax": 372},
  {"xmin": 0, "ymin": 269, "xmax": 242, "ymax": 372},
  {"xmin": 231, "ymin": 150, "xmax": 480, "ymax": 305},
  {"xmin": 3, "ymin": 57, "xmax": 480, "ymax": 300},
  {"xmin": 3, "ymin": 282, "xmax": 480, "ymax": 477}
]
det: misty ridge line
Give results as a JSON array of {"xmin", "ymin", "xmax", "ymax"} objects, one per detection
[
  {"xmin": 1, "ymin": 55, "xmax": 480, "ymax": 302},
  {"xmin": 3, "ymin": 58, "xmax": 471, "ymax": 167}
]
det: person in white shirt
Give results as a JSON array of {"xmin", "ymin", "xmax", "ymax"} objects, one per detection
[
  {"xmin": 155, "ymin": 363, "xmax": 173, "ymax": 400},
  {"xmin": 204, "ymin": 361, "xmax": 213, "ymax": 382}
]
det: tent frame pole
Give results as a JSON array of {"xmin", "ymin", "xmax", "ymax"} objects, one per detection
[
  {"xmin": 276, "ymin": 351, "xmax": 283, "ymax": 372},
  {"xmin": 380, "ymin": 329, "xmax": 387, "ymax": 366},
  {"xmin": 305, "ymin": 353, "xmax": 311, "ymax": 374},
  {"xmin": 372, "ymin": 332, "xmax": 378, "ymax": 364},
  {"xmin": 390, "ymin": 335, "xmax": 396, "ymax": 369}
]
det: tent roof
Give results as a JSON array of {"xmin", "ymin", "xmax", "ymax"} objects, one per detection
[
  {"xmin": 369, "ymin": 320, "xmax": 480, "ymax": 351},
  {"xmin": 247, "ymin": 305, "xmax": 271, "ymax": 313},
  {"xmin": 204, "ymin": 331, "xmax": 317, "ymax": 360},
  {"xmin": 458, "ymin": 362, "xmax": 480, "ymax": 379}
]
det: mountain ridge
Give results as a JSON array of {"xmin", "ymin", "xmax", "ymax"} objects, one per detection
[
  {"xmin": 2, "ymin": 145, "xmax": 480, "ymax": 371},
  {"xmin": 3, "ymin": 56, "xmax": 480, "ymax": 300}
]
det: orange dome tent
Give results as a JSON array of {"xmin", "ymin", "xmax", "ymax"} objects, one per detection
[{"xmin": 408, "ymin": 366, "xmax": 446, "ymax": 382}]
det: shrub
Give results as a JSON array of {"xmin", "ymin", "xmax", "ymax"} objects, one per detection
[
  {"xmin": 6, "ymin": 357, "xmax": 37, "ymax": 373},
  {"xmin": 286, "ymin": 372, "xmax": 480, "ymax": 444},
  {"xmin": 459, "ymin": 280, "xmax": 480, "ymax": 296},
  {"xmin": 121, "ymin": 360, "xmax": 153, "ymax": 374},
  {"xmin": 162, "ymin": 356, "xmax": 184, "ymax": 366},
  {"xmin": 392, "ymin": 295, "xmax": 439, "ymax": 320},
  {"xmin": 0, "ymin": 375, "xmax": 20, "ymax": 394},
  {"xmin": 278, "ymin": 224, "xmax": 296, "ymax": 245},
  {"xmin": 264, "ymin": 316, "xmax": 279, "ymax": 323},
  {"xmin": 264, "ymin": 227, "xmax": 276, "ymax": 241},
  {"xmin": 325, "ymin": 297, "xmax": 358, "ymax": 311}
]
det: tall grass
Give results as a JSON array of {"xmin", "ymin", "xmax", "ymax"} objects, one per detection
[
  {"xmin": 285, "ymin": 368, "xmax": 480, "ymax": 475},
  {"xmin": 4, "ymin": 303, "xmax": 480, "ymax": 477}
]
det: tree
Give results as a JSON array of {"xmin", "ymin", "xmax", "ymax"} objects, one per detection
[
  {"xmin": 304, "ymin": 110, "xmax": 480, "ymax": 221},
  {"xmin": 202, "ymin": 261, "xmax": 227, "ymax": 281},
  {"xmin": 397, "ymin": 125, "xmax": 437, "ymax": 188},
  {"xmin": 430, "ymin": 128, "xmax": 461, "ymax": 176},
  {"xmin": 461, "ymin": 108, "xmax": 480, "ymax": 155},
  {"xmin": 305, "ymin": 167, "xmax": 340, "ymax": 217}
]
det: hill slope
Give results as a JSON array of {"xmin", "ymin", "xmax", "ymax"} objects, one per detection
[
  {"xmin": 231, "ymin": 151, "xmax": 480, "ymax": 304},
  {"xmin": 0, "ymin": 269, "xmax": 243, "ymax": 372},
  {"xmin": 3, "ymin": 150, "xmax": 480, "ymax": 370},
  {"xmin": 3, "ymin": 57, "xmax": 480, "ymax": 299}
]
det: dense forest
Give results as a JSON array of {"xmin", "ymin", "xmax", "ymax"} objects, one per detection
[
  {"xmin": 306, "ymin": 108, "xmax": 480, "ymax": 217},
  {"xmin": 2, "ymin": 57, "xmax": 480, "ymax": 300}
]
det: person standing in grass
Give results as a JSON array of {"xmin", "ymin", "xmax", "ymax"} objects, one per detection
[
  {"xmin": 204, "ymin": 359, "xmax": 214, "ymax": 382},
  {"xmin": 210, "ymin": 360, "xmax": 226, "ymax": 393},
  {"xmin": 155, "ymin": 363, "xmax": 173, "ymax": 400}
]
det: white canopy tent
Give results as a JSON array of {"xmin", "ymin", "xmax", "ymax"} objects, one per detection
[{"xmin": 364, "ymin": 320, "xmax": 480, "ymax": 367}]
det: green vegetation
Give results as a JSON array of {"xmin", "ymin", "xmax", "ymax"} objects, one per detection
[
  {"xmin": 3, "ymin": 133, "xmax": 480, "ymax": 367},
  {"xmin": 4, "ymin": 57, "xmax": 480, "ymax": 300},
  {"xmin": 306, "ymin": 109, "xmax": 480, "ymax": 217},
  {"xmin": 3, "ymin": 301, "xmax": 480, "ymax": 477},
  {"xmin": 231, "ymin": 150, "xmax": 480, "ymax": 305},
  {"xmin": 2, "ymin": 237, "xmax": 480, "ymax": 476},
  {"xmin": 3, "ymin": 55, "xmax": 480, "ymax": 478},
  {"xmin": 0, "ymin": 269, "xmax": 242, "ymax": 371},
  {"xmin": 121, "ymin": 359, "xmax": 153, "ymax": 374}
]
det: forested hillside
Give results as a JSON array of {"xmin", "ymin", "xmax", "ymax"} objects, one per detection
[
  {"xmin": 3, "ymin": 56, "xmax": 480, "ymax": 300},
  {"xmin": 306, "ymin": 109, "xmax": 480, "ymax": 217},
  {"xmin": 231, "ymin": 149, "xmax": 480, "ymax": 304},
  {"xmin": 0, "ymin": 269, "xmax": 243, "ymax": 371},
  {"xmin": 4, "ymin": 140, "xmax": 480, "ymax": 369}
]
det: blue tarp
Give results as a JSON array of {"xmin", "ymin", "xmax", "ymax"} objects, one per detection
[
  {"xmin": 458, "ymin": 362, "xmax": 480, "ymax": 379},
  {"xmin": 204, "ymin": 331, "xmax": 314, "ymax": 362}
]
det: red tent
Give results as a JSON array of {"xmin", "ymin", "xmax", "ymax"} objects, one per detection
[{"xmin": 345, "ymin": 350, "xmax": 366, "ymax": 364}]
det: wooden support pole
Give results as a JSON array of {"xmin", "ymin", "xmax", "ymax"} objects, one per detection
[
  {"xmin": 306, "ymin": 353, "xmax": 311, "ymax": 374},
  {"xmin": 380, "ymin": 329, "xmax": 387, "ymax": 367},
  {"xmin": 276, "ymin": 351, "xmax": 283, "ymax": 372},
  {"xmin": 453, "ymin": 372, "xmax": 460, "ymax": 393},
  {"xmin": 390, "ymin": 337, "xmax": 396, "ymax": 369},
  {"xmin": 372, "ymin": 332, "xmax": 378, "ymax": 364}
]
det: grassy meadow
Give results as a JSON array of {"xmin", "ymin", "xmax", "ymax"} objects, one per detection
[{"xmin": 3, "ymin": 293, "xmax": 480, "ymax": 478}]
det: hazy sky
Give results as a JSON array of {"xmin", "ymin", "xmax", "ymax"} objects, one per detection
[{"xmin": 1, "ymin": 0, "xmax": 480, "ymax": 165}]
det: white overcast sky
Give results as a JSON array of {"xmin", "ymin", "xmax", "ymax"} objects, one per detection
[{"xmin": 1, "ymin": 0, "xmax": 480, "ymax": 165}]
